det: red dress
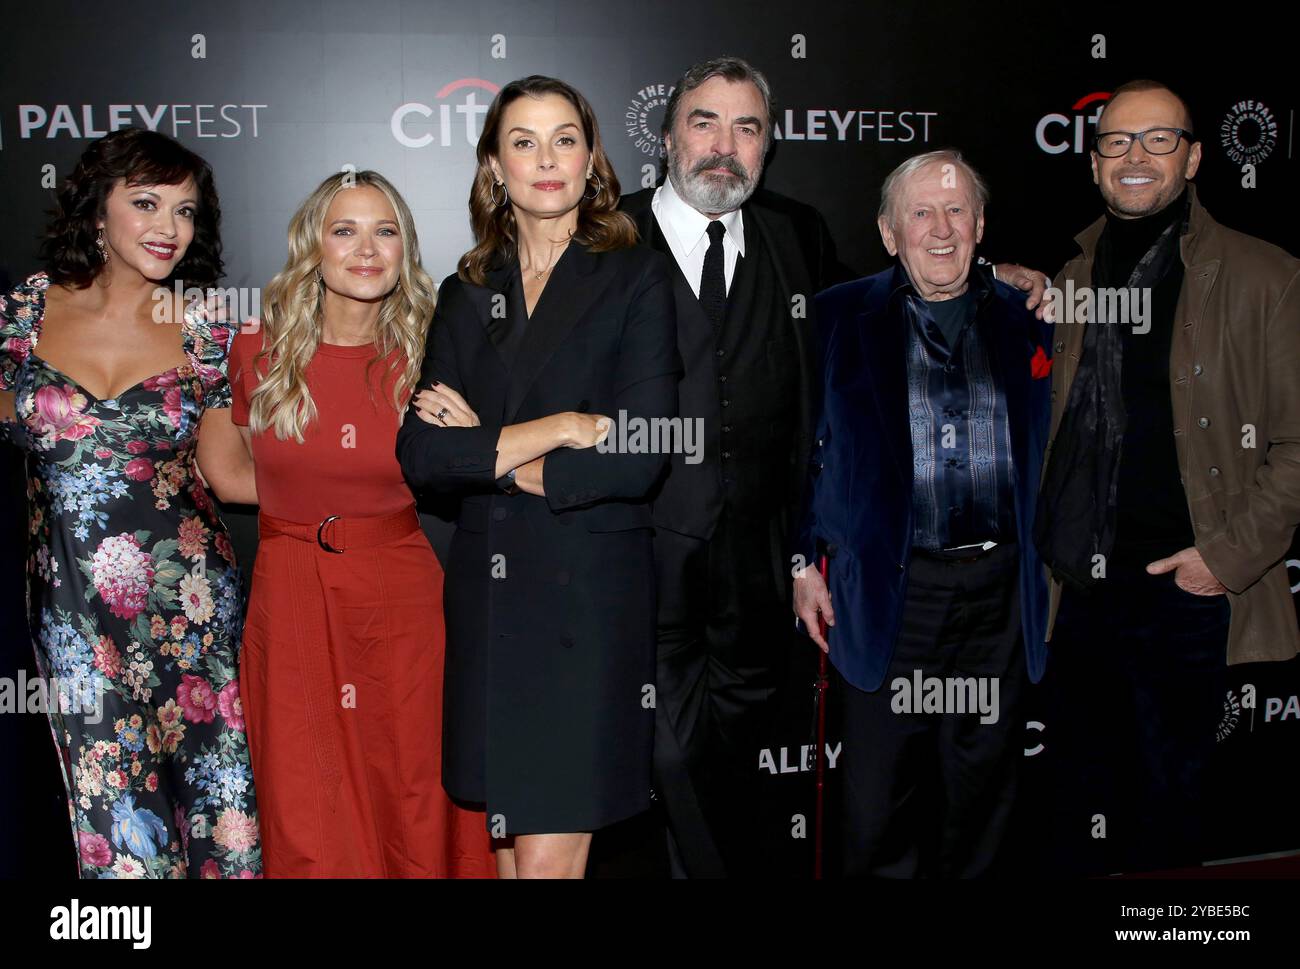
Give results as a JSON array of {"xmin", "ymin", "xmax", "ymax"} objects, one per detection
[{"xmin": 230, "ymin": 329, "xmax": 494, "ymax": 877}]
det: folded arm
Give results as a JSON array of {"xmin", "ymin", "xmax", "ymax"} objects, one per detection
[{"xmin": 542, "ymin": 258, "xmax": 681, "ymax": 511}]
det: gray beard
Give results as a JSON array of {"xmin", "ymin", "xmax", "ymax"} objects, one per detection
[{"xmin": 668, "ymin": 152, "xmax": 759, "ymax": 214}]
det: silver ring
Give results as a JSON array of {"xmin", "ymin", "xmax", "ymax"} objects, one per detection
[{"xmin": 436, "ymin": 407, "xmax": 449, "ymax": 420}]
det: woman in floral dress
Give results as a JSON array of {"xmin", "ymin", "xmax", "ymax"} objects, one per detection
[{"xmin": 0, "ymin": 129, "xmax": 260, "ymax": 878}]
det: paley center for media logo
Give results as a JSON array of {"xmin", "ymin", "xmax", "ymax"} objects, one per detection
[
  {"xmin": 14, "ymin": 104, "xmax": 267, "ymax": 142},
  {"xmin": 1213, "ymin": 679, "xmax": 1300, "ymax": 742},
  {"xmin": 1220, "ymin": 99, "xmax": 1278, "ymax": 166},
  {"xmin": 392, "ymin": 78, "xmax": 501, "ymax": 148},
  {"xmin": 774, "ymin": 107, "xmax": 937, "ymax": 143},
  {"xmin": 626, "ymin": 82, "xmax": 675, "ymax": 157},
  {"xmin": 625, "ymin": 81, "xmax": 938, "ymax": 149}
]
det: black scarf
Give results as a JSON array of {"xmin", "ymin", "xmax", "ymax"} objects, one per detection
[{"xmin": 1034, "ymin": 192, "xmax": 1190, "ymax": 588}]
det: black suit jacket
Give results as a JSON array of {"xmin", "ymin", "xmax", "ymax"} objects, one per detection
[
  {"xmin": 618, "ymin": 186, "xmax": 850, "ymax": 547},
  {"xmin": 394, "ymin": 242, "xmax": 681, "ymax": 829},
  {"xmin": 397, "ymin": 243, "xmax": 682, "ymax": 528}
]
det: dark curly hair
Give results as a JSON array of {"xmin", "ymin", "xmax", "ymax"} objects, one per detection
[{"xmin": 41, "ymin": 128, "xmax": 224, "ymax": 289}]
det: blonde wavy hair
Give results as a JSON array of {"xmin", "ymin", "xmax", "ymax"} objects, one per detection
[{"xmin": 248, "ymin": 170, "xmax": 436, "ymax": 442}]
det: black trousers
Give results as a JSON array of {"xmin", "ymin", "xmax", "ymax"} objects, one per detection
[
  {"xmin": 839, "ymin": 542, "xmax": 1025, "ymax": 878},
  {"xmin": 1045, "ymin": 560, "xmax": 1229, "ymax": 875},
  {"xmin": 652, "ymin": 510, "xmax": 789, "ymax": 877}
]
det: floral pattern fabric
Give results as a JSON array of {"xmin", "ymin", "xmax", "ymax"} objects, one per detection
[{"xmin": 0, "ymin": 272, "xmax": 260, "ymax": 878}]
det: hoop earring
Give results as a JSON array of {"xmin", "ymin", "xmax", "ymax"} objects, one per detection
[
  {"xmin": 96, "ymin": 228, "xmax": 108, "ymax": 263},
  {"xmin": 491, "ymin": 181, "xmax": 509, "ymax": 207},
  {"xmin": 583, "ymin": 175, "xmax": 602, "ymax": 201}
]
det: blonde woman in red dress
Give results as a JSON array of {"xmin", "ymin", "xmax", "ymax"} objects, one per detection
[{"xmin": 229, "ymin": 170, "xmax": 494, "ymax": 877}]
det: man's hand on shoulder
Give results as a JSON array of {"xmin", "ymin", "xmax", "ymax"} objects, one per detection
[{"xmin": 994, "ymin": 263, "xmax": 1053, "ymax": 320}]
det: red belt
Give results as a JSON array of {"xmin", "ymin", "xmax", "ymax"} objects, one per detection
[
  {"xmin": 258, "ymin": 505, "xmax": 420, "ymax": 553},
  {"xmin": 253, "ymin": 505, "xmax": 420, "ymax": 811}
]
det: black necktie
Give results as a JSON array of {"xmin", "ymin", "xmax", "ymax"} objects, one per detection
[{"xmin": 699, "ymin": 220, "xmax": 727, "ymax": 327}]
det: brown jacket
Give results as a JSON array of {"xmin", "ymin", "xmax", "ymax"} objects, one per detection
[{"xmin": 1046, "ymin": 184, "xmax": 1300, "ymax": 664}]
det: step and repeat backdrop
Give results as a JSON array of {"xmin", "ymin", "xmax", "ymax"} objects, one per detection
[{"xmin": 1, "ymin": 0, "xmax": 1296, "ymax": 877}]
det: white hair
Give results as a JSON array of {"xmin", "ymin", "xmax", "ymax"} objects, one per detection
[{"xmin": 878, "ymin": 149, "xmax": 990, "ymax": 229}]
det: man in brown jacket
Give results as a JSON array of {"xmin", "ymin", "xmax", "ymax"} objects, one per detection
[{"xmin": 1037, "ymin": 79, "xmax": 1300, "ymax": 874}]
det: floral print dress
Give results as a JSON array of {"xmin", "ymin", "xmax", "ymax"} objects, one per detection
[{"xmin": 0, "ymin": 272, "xmax": 260, "ymax": 878}]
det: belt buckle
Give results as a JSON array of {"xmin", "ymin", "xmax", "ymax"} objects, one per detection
[
  {"xmin": 940, "ymin": 539, "xmax": 997, "ymax": 562},
  {"xmin": 317, "ymin": 515, "xmax": 344, "ymax": 553}
]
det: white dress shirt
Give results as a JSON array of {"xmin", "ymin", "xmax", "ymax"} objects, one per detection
[{"xmin": 650, "ymin": 175, "xmax": 746, "ymax": 298}]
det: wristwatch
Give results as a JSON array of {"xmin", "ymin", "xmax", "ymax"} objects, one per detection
[{"xmin": 498, "ymin": 467, "xmax": 521, "ymax": 496}]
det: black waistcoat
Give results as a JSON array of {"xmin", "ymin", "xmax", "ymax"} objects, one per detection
[
  {"xmin": 713, "ymin": 216, "xmax": 800, "ymax": 520},
  {"xmin": 620, "ymin": 187, "xmax": 822, "ymax": 545}
]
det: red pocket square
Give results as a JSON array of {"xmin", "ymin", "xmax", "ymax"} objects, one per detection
[{"xmin": 1030, "ymin": 345, "xmax": 1053, "ymax": 380}]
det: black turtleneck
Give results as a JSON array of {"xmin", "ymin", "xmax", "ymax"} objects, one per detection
[
  {"xmin": 1093, "ymin": 188, "xmax": 1195, "ymax": 565},
  {"xmin": 1098, "ymin": 188, "xmax": 1187, "ymax": 283}
]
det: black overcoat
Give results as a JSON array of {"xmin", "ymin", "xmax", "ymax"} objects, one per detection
[{"xmin": 397, "ymin": 242, "xmax": 681, "ymax": 834}]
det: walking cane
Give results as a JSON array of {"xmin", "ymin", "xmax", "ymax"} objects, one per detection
[{"xmin": 813, "ymin": 552, "xmax": 830, "ymax": 880}]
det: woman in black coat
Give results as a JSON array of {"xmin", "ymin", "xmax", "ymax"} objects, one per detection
[{"xmin": 396, "ymin": 75, "xmax": 680, "ymax": 878}]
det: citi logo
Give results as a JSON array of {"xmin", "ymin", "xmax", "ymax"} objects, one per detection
[
  {"xmin": 391, "ymin": 78, "xmax": 501, "ymax": 149},
  {"xmin": 1035, "ymin": 91, "xmax": 1110, "ymax": 155},
  {"xmin": 1025, "ymin": 720, "xmax": 1045, "ymax": 756}
]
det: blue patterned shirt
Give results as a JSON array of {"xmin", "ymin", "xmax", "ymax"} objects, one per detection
[{"xmin": 902, "ymin": 266, "xmax": 1016, "ymax": 551}]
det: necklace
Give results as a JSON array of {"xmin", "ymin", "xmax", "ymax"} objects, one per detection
[{"xmin": 523, "ymin": 238, "xmax": 571, "ymax": 280}]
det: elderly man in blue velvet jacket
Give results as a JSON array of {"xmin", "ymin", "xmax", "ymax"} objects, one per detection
[{"xmin": 792, "ymin": 149, "xmax": 1053, "ymax": 877}]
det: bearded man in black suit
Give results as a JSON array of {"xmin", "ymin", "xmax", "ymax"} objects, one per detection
[{"xmin": 620, "ymin": 56, "xmax": 1046, "ymax": 877}]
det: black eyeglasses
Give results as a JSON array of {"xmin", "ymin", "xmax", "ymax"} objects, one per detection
[{"xmin": 1094, "ymin": 127, "xmax": 1194, "ymax": 157}]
